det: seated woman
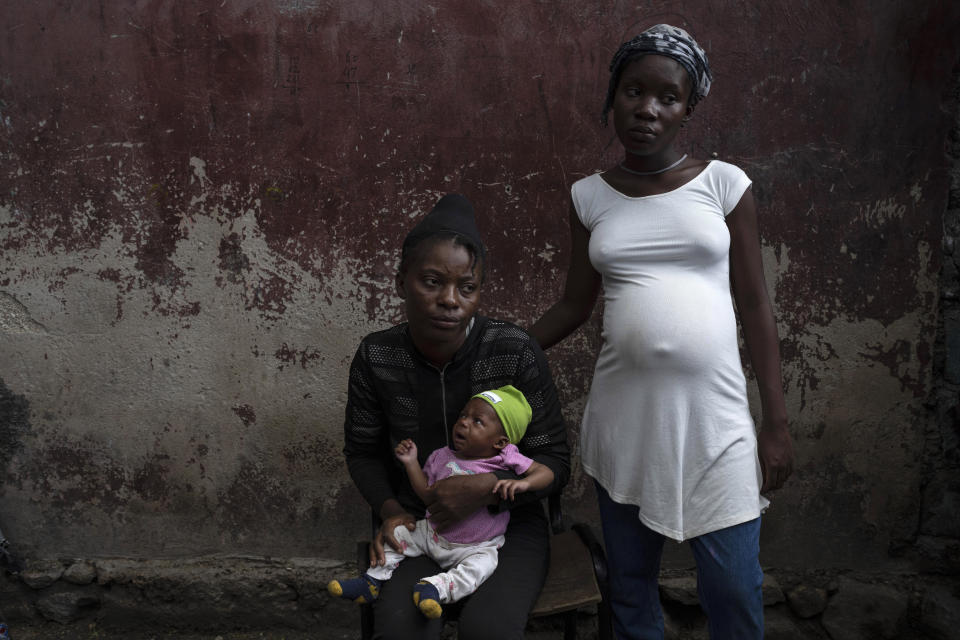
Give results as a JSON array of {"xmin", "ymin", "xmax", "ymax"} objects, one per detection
[{"xmin": 342, "ymin": 193, "xmax": 570, "ymax": 640}]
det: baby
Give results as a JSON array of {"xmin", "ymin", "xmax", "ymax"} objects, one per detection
[{"xmin": 328, "ymin": 384, "xmax": 554, "ymax": 618}]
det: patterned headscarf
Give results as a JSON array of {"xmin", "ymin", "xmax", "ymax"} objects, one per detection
[{"xmin": 601, "ymin": 24, "xmax": 712, "ymax": 125}]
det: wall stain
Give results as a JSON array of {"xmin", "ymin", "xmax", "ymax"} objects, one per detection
[
  {"xmin": 218, "ymin": 233, "xmax": 250, "ymax": 282},
  {"xmin": 861, "ymin": 339, "xmax": 925, "ymax": 398},
  {"xmin": 0, "ymin": 378, "xmax": 29, "ymax": 481},
  {"xmin": 217, "ymin": 458, "xmax": 297, "ymax": 540},
  {"xmin": 17, "ymin": 436, "xmax": 179, "ymax": 516},
  {"xmin": 24, "ymin": 440, "xmax": 128, "ymax": 514},
  {"xmin": 232, "ymin": 404, "xmax": 257, "ymax": 427},
  {"xmin": 132, "ymin": 456, "xmax": 173, "ymax": 503},
  {"xmin": 247, "ymin": 273, "xmax": 294, "ymax": 317},
  {"xmin": 274, "ymin": 343, "xmax": 322, "ymax": 370},
  {"xmin": 280, "ymin": 435, "xmax": 346, "ymax": 476}
]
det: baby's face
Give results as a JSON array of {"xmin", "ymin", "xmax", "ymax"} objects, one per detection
[{"xmin": 451, "ymin": 398, "xmax": 507, "ymax": 459}]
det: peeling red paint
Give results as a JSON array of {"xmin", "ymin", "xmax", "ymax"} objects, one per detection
[
  {"xmin": 247, "ymin": 274, "xmax": 293, "ymax": 317},
  {"xmin": 274, "ymin": 343, "xmax": 323, "ymax": 370},
  {"xmin": 97, "ymin": 268, "xmax": 123, "ymax": 283}
]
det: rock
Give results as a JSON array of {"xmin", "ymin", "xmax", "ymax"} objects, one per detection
[
  {"xmin": 762, "ymin": 574, "xmax": 785, "ymax": 606},
  {"xmin": 920, "ymin": 584, "xmax": 960, "ymax": 640},
  {"xmin": 787, "ymin": 584, "xmax": 828, "ymax": 618},
  {"xmin": 20, "ymin": 561, "xmax": 63, "ymax": 589},
  {"xmin": 660, "ymin": 575, "xmax": 699, "ymax": 606},
  {"xmin": 36, "ymin": 589, "xmax": 100, "ymax": 624},
  {"xmin": 92, "ymin": 559, "xmax": 123, "ymax": 585},
  {"xmin": 764, "ymin": 605, "xmax": 815, "ymax": 640},
  {"xmin": 821, "ymin": 578, "xmax": 907, "ymax": 640},
  {"xmin": 660, "ymin": 573, "xmax": 783, "ymax": 608},
  {"xmin": 663, "ymin": 605, "xmax": 707, "ymax": 640},
  {"xmin": 63, "ymin": 561, "xmax": 97, "ymax": 585}
]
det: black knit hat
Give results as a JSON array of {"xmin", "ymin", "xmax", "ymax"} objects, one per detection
[{"xmin": 401, "ymin": 194, "xmax": 487, "ymax": 265}]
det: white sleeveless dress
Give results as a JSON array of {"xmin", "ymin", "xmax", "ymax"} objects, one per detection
[{"xmin": 573, "ymin": 160, "xmax": 768, "ymax": 541}]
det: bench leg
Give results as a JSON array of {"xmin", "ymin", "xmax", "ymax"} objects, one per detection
[
  {"xmin": 563, "ymin": 610, "xmax": 577, "ymax": 640},
  {"xmin": 360, "ymin": 602, "xmax": 374, "ymax": 640},
  {"xmin": 598, "ymin": 598, "xmax": 613, "ymax": 640}
]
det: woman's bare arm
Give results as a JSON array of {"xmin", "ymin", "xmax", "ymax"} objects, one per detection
[
  {"xmin": 727, "ymin": 188, "xmax": 794, "ymax": 492},
  {"xmin": 530, "ymin": 202, "xmax": 602, "ymax": 350}
]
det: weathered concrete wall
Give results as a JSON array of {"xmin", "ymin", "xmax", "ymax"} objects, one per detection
[{"xmin": 0, "ymin": 0, "xmax": 957, "ymax": 596}]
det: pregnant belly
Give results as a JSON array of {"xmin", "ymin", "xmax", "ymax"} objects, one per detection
[{"xmin": 601, "ymin": 285, "xmax": 737, "ymax": 373}]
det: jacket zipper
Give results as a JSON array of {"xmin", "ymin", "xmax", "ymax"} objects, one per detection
[{"xmin": 439, "ymin": 364, "xmax": 450, "ymax": 448}]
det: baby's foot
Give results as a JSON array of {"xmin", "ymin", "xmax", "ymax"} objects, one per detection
[
  {"xmin": 412, "ymin": 580, "xmax": 442, "ymax": 619},
  {"xmin": 327, "ymin": 575, "xmax": 381, "ymax": 604}
]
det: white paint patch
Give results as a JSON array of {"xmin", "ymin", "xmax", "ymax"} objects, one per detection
[
  {"xmin": 537, "ymin": 243, "xmax": 555, "ymax": 262},
  {"xmin": 917, "ymin": 240, "xmax": 932, "ymax": 276},
  {"xmin": 910, "ymin": 183, "xmax": 922, "ymax": 204},
  {"xmin": 189, "ymin": 157, "xmax": 211, "ymax": 189},
  {"xmin": 857, "ymin": 198, "xmax": 905, "ymax": 226},
  {"xmin": 760, "ymin": 241, "xmax": 790, "ymax": 307}
]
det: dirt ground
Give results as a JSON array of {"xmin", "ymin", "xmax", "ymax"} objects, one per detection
[
  {"xmin": 5, "ymin": 622, "xmax": 349, "ymax": 639},
  {"xmin": 5, "ymin": 618, "xmax": 577, "ymax": 640},
  {"xmin": 8, "ymin": 628, "xmax": 339, "ymax": 640}
]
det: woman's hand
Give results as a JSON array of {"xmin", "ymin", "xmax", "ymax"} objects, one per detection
[
  {"xmin": 370, "ymin": 501, "xmax": 416, "ymax": 567},
  {"xmin": 426, "ymin": 473, "xmax": 498, "ymax": 532},
  {"xmin": 758, "ymin": 416, "xmax": 794, "ymax": 493}
]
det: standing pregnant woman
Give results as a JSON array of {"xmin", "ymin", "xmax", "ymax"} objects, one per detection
[{"xmin": 531, "ymin": 25, "xmax": 794, "ymax": 639}]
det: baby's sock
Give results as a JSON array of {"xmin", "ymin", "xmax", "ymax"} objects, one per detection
[
  {"xmin": 412, "ymin": 580, "xmax": 442, "ymax": 619},
  {"xmin": 327, "ymin": 574, "xmax": 381, "ymax": 604}
]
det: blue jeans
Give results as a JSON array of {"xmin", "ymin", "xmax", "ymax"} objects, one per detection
[{"xmin": 595, "ymin": 483, "xmax": 763, "ymax": 640}]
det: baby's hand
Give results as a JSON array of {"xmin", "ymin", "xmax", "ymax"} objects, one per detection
[
  {"xmin": 395, "ymin": 438, "xmax": 418, "ymax": 464},
  {"xmin": 493, "ymin": 478, "xmax": 530, "ymax": 501}
]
